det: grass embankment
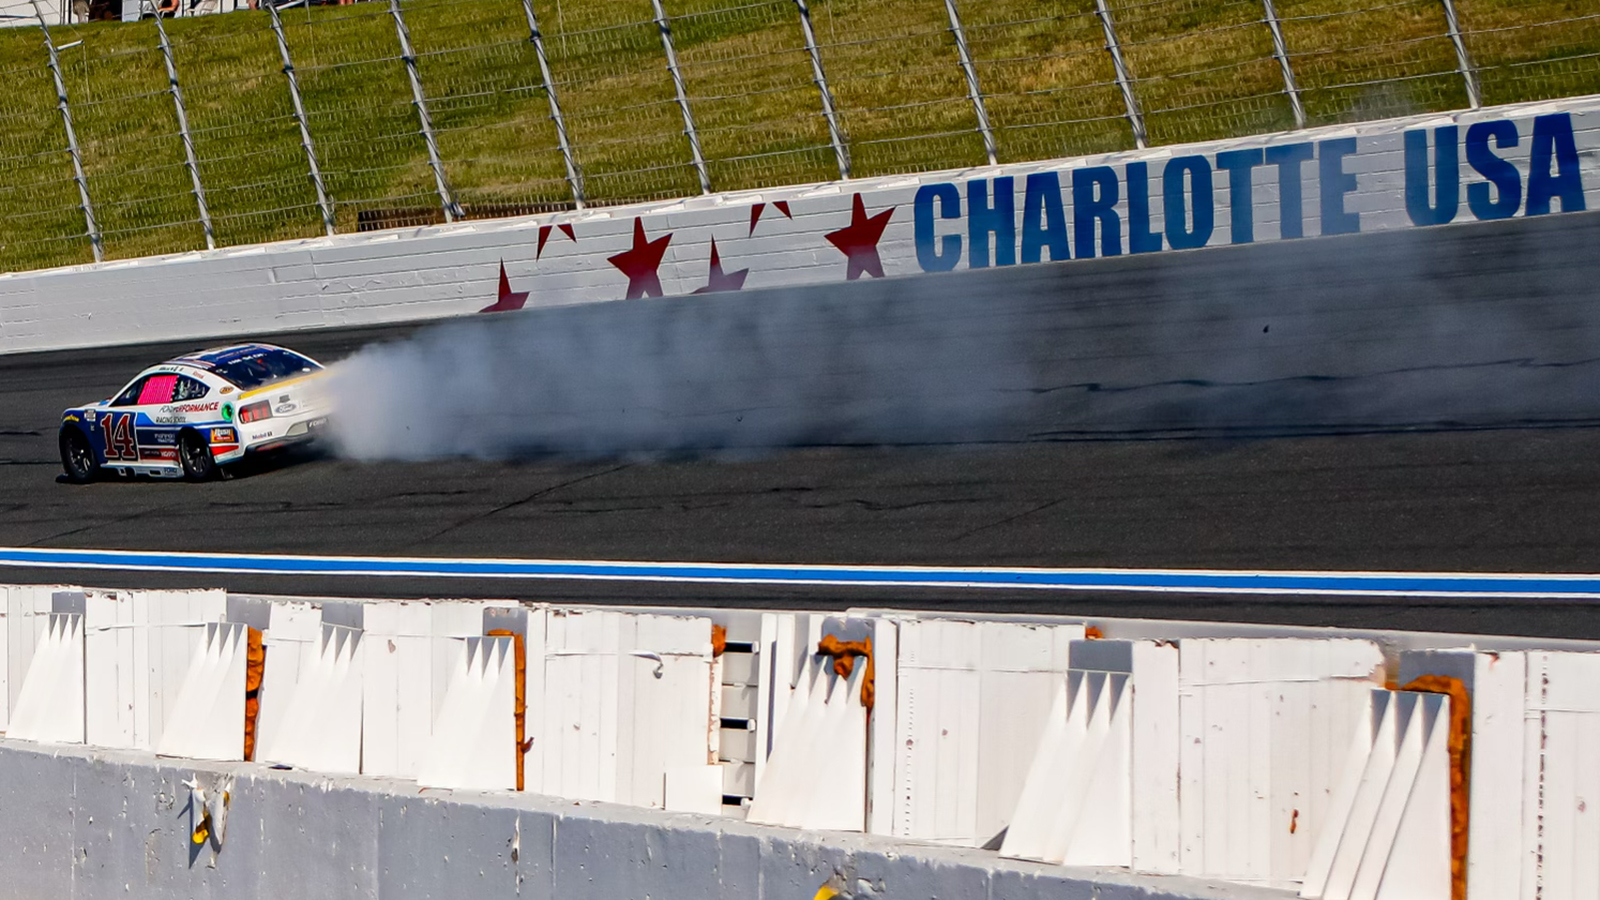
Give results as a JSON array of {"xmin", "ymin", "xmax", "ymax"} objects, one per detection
[{"xmin": 0, "ymin": 0, "xmax": 1595, "ymax": 271}]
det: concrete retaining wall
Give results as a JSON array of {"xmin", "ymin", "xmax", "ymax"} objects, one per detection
[
  {"xmin": 0, "ymin": 738, "xmax": 1272, "ymax": 900},
  {"xmin": 2, "ymin": 94, "xmax": 1597, "ymax": 355}
]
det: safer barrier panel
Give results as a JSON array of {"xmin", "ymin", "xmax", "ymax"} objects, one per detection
[{"xmin": 887, "ymin": 616, "xmax": 1085, "ymax": 847}]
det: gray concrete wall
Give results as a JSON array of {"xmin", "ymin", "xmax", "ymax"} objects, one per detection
[{"xmin": 0, "ymin": 738, "xmax": 1282, "ymax": 900}]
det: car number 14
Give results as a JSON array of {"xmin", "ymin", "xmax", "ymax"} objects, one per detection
[{"xmin": 105, "ymin": 413, "xmax": 138, "ymax": 462}]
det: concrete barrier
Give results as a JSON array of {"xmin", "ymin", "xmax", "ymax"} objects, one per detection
[
  {"xmin": 6, "ymin": 585, "xmax": 1600, "ymax": 898},
  {"xmin": 0, "ymin": 737, "xmax": 1276, "ymax": 900},
  {"xmin": 1, "ymin": 94, "xmax": 1597, "ymax": 356}
]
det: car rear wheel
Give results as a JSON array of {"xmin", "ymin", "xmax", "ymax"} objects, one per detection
[
  {"xmin": 179, "ymin": 431, "xmax": 219, "ymax": 482},
  {"xmin": 59, "ymin": 428, "xmax": 99, "ymax": 484}
]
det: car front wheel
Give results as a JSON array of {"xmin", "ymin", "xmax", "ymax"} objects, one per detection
[
  {"xmin": 60, "ymin": 428, "xmax": 99, "ymax": 484},
  {"xmin": 179, "ymin": 431, "xmax": 219, "ymax": 482}
]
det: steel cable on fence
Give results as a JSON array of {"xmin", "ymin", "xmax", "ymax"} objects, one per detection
[
  {"xmin": 526, "ymin": 2, "xmax": 702, "ymax": 204},
  {"xmin": 45, "ymin": 23, "xmax": 207, "ymax": 260},
  {"xmin": 806, "ymin": 0, "xmax": 985, "ymax": 176},
  {"xmin": 403, "ymin": 0, "xmax": 571, "ymax": 218},
  {"xmin": 958, "ymin": 2, "xmax": 1130, "ymax": 163},
  {"xmin": 666, "ymin": 0, "xmax": 839, "ymax": 192},
  {"xmin": 1454, "ymin": 2, "xmax": 1600, "ymax": 106},
  {"xmin": 1110, "ymin": 0, "xmax": 1298, "ymax": 144},
  {"xmin": 0, "ymin": 41, "xmax": 94, "ymax": 272},
  {"xmin": 276, "ymin": 0, "xmax": 443, "ymax": 231},
  {"xmin": 1276, "ymin": 0, "xmax": 1470, "ymax": 124}
]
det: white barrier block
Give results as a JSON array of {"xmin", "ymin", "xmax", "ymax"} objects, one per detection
[
  {"xmin": 1000, "ymin": 670, "xmax": 1131, "ymax": 865},
  {"xmin": 888, "ymin": 617, "xmax": 1082, "ymax": 846},
  {"xmin": 258, "ymin": 624, "xmax": 362, "ymax": 774},
  {"xmin": 1300, "ymin": 690, "xmax": 1451, "ymax": 900},
  {"xmin": 3, "ymin": 585, "xmax": 63, "ymax": 732},
  {"xmin": 531, "ymin": 609, "xmax": 715, "ymax": 810},
  {"xmin": 84, "ymin": 590, "xmax": 142, "ymax": 749},
  {"xmin": 1521, "ymin": 651, "xmax": 1600, "ymax": 900},
  {"xmin": 360, "ymin": 600, "xmax": 435, "ymax": 779},
  {"xmin": 82, "ymin": 589, "xmax": 224, "ymax": 751},
  {"xmin": 138, "ymin": 590, "xmax": 227, "ymax": 752},
  {"xmin": 9, "ymin": 613, "xmax": 85, "ymax": 744},
  {"xmin": 746, "ymin": 652, "xmax": 869, "ymax": 832},
  {"xmin": 1179, "ymin": 638, "xmax": 1383, "ymax": 888},
  {"xmin": 253, "ymin": 600, "xmax": 320, "ymax": 754},
  {"xmin": 417, "ymin": 635, "xmax": 516, "ymax": 791},
  {"xmin": 155, "ymin": 622, "xmax": 248, "ymax": 761},
  {"xmin": 1001, "ymin": 638, "xmax": 1182, "ymax": 871}
]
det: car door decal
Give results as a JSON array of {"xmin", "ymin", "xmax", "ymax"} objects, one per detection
[{"xmin": 105, "ymin": 412, "xmax": 139, "ymax": 462}]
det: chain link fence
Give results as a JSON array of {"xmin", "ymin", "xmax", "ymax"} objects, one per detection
[{"xmin": 0, "ymin": 0, "xmax": 1596, "ymax": 272}]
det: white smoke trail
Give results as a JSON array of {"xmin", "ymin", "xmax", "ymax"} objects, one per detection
[
  {"xmin": 327, "ymin": 220, "xmax": 1600, "ymax": 462},
  {"xmin": 327, "ymin": 277, "xmax": 1033, "ymax": 460}
]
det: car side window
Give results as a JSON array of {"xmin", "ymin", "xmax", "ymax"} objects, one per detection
[
  {"xmin": 111, "ymin": 376, "xmax": 150, "ymax": 407},
  {"xmin": 111, "ymin": 374, "xmax": 178, "ymax": 407},
  {"xmin": 173, "ymin": 376, "xmax": 209, "ymax": 401}
]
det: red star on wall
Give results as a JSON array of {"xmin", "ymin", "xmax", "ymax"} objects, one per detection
[
  {"xmin": 825, "ymin": 194, "xmax": 894, "ymax": 280},
  {"xmin": 537, "ymin": 223, "xmax": 576, "ymax": 259},
  {"xmin": 692, "ymin": 238, "xmax": 749, "ymax": 294},
  {"xmin": 607, "ymin": 218, "xmax": 672, "ymax": 299},
  {"xmin": 479, "ymin": 260, "xmax": 530, "ymax": 313},
  {"xmin": 749, "ymin": 200, "xmax": 793, "ymax": 235}
]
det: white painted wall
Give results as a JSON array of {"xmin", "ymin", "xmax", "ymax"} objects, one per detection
[{"xmin": 2, "ymin": 95, "xmax": 1598, "ymax": 355}]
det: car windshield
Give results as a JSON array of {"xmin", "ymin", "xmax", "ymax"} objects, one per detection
[{"xmin": 209, "ymin": 348, "xmax": 321, "ymax": 390}]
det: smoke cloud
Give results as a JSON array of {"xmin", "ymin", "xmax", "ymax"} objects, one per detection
[
  {"xmin": 328, "ymin": 276, "xmax": 1035, "ymax": 460},
  {"xmin": 328, "ymin": 215, "xmax": 1600, "ymax": 461}
]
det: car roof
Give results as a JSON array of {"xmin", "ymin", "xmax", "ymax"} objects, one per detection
[{"xmin": 164, "ymin": 343, "xmax": 294, "ymax": 370}]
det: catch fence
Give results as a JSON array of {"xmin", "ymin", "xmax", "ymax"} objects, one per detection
[{"xmin": 0, "ymin": 0, "xmax": 1594, "ymax": 272}]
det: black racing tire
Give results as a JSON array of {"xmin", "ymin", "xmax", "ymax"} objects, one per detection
[
  {"xmin": 179, "ymin": 430, "xmax": 219, "ymax": 482},
  {"xmin": 59, "ymin": 427, "xmax": 99, "ymax": 484}
]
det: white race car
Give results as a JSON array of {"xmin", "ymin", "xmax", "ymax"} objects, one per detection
[{"xmin": 59, "ymin": 343, "xmax": 330, "ymax": 483}]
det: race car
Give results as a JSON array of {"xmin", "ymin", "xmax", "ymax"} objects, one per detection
[{"xmin": 59, "ymin": 343, "xmax": 330, "ymax": 483}]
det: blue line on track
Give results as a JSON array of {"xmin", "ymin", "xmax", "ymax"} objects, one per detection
[{"xmin": 0, "ymin": 547, "xmax": 1598, "ymax": 598}]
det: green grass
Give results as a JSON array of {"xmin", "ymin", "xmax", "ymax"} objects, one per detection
[{"xmin": 0, "ymin": 0, "xmax": 1595, "ymax": 272}]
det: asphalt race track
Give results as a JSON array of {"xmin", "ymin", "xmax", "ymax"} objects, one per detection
[{"xmin": 7, "ymin": 212, "xmax": 1600, "ymax": 638}]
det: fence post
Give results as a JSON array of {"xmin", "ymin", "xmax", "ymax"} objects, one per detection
[
  {"xmin": 1438, "ymin": 0, "xmax": 1481, "ymax": 109},
  {"xmin": 153, "ymin": 12, "xmax": 215, "ymax": 250},
  {"xmin": 269, "ymin": 2, "xmax": 335, "ymax": 236},
  {"xmin": 31, "ymin": 0, "xmax": 101, "ymax": 263},
  {"xmin": 1094, "ymin": 0, "xmax": 1147, "ymax": 149},
  {"xmin": 389, "ymin": 0, "xmax": 462, "ymax": 222},
  {"xmin": 943, "ymin": 0, "xmax": 996, "ymax": 166},
  {"xmin": 793, "ymin": 0, "xmax": 849, "ymax": 180},
  {"xmin": 1261, "ymin": 0, "xmax": 1305, "ymax": 129},
  {"xmin": 651, "ymin": 0, "xmax": 711, "ymax": 195},
  {"xmin": 517, "ymin": 0, "xmax": 584, "ymax": 208}
]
